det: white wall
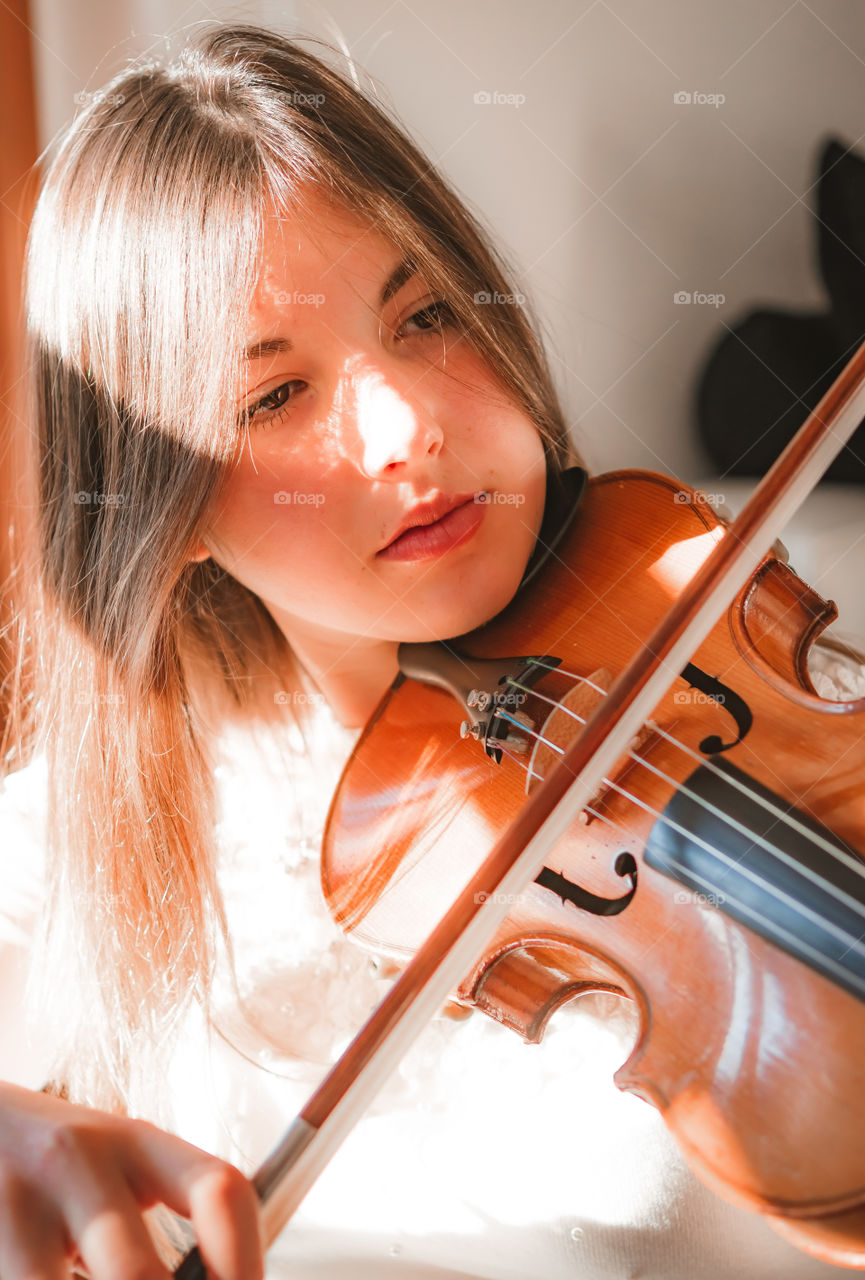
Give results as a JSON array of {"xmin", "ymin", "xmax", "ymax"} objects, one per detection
[{"xmin": 28, "ymin": 0, "xmax": 865, "ymax": 480}]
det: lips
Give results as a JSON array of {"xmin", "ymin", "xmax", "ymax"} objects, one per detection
[{"xmin": 377, "ymin": 492, "xmax": 485, "ymax": 562}]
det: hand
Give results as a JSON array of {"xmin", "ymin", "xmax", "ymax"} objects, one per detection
[{"xmin": 0, "ymin": 1081, "xmax": 263, "ymax": 1280}]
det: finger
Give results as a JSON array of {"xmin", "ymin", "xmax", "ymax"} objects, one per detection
[
  {"xmin": 187, "ymin": 1165, "xmax": 264, "ymax": 1280},
  {"xmin": 0, "ymin": 1171, "xmax": 73, "ymax": 1280},
  {"xmin": 119, "ymin": 1124, "xmax": 263, "ymax": 1280},
  {"xmin": 59, "ymin": 1157, "xmax": 172, "ymax": 1280}
]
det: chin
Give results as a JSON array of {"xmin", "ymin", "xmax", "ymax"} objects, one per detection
[{"xmin": 395, "ymin": 563, "xmax": 526, "ymax": 643}]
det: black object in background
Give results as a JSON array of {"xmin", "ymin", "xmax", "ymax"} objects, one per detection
[{"xmin": 696, "ymin": 137, "xmax": 865, "ymax": 483}]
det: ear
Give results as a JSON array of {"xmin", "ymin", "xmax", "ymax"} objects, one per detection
[{"xmin": 188, "ymin": 541, "xmax": 211, "ymax": 564}]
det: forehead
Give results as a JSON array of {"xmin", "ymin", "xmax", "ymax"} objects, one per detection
[{"xmin": 253, "ymin": 197, "xmax": 390, "ymax": 310}]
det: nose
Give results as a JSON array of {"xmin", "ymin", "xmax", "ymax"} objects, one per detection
[{"xmin": 349, "ymin": 361, "xmax": 444, "ymax": 480}]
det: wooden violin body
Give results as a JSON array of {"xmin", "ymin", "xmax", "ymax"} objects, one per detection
[{"xmin": 321, "ymin": 470, "xmax": 865, "ymax": 1267}]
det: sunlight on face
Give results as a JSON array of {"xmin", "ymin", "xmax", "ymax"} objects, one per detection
[{"xmin": 205, "ymin": 194, "xmax": 547, "ymax": 661}]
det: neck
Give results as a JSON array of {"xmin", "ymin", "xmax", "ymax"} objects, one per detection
[{"xmin": 281, "ymin": 626, "xmax": 401, "ymax": 728}]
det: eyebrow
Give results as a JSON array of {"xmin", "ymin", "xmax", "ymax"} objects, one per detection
[{"xmin": 243, "ymin": 256, "xmax": 417, "ymax": 362}]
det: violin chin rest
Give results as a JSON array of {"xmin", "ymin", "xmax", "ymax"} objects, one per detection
[{"xmin": 767, "ymin": 1205, "xmax": 865, "ymax": 1269}]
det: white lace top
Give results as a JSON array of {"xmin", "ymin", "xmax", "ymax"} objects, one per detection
[{"xmin": 1, "ymin": 644, "xmax": 863, "ymax": 1279}]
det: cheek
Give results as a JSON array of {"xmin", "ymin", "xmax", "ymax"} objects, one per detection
[
  {"xmin": 207, "ymin": 455, "xmax": 327, "ymax": 585},
  {"xmin": 450, "ymin": 364, "xmax": 547, "ymax": 479},
  {"xmin": 515, "ymin": 423, "xmax": 548, "ymax": 478},
  {"xmin": 211, "ymin": 429, "xmax": 342, "ymax": 535},
  {"xmin": 493, "ymin": 417, "xmax": 548, "ymax": 509},
  {"xmin": 207, "ymin": 451, "xmax": 354, "ymax": 606},
  {"xmin": 210, "ymin": 463, "xmax": 278, "ymax": 548}
]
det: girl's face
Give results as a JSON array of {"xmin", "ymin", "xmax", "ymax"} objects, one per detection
[{"xmin": 204, "ymin": 194, "xmax": 547, "ymax": 674}]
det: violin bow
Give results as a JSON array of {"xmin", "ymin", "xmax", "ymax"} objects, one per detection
[{"xmin": 175, "ymin": 339, "xmax": 865, "ymax": 1278}]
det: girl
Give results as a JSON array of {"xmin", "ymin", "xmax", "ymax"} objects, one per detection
[{"xmin": 0, "ymin": 21, "xmax": 861, "ymax": 1280}]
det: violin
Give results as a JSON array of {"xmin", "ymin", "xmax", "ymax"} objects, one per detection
[
  {"xmin": 174, "ymin": 345, "xmax": 865, "ymax": 1278},
  {"xmin": 322, "ymin": 465, "xmax": 865, "ymax": 1267}
]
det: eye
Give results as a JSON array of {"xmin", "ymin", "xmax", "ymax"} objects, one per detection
[
  {"xmin": 243, "ymin": 380, "xmax": 307, "ymax": 429},
  {"xmin": 398, "ymin": 298, "xmax": 458, "ymax": 339}
]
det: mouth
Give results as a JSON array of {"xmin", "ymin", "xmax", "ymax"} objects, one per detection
[{"xmin": 377, "ymin": 492, "xmax": 486, "ymax": 562}]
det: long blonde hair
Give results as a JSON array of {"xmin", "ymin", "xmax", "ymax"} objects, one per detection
[{"xmin": 3, "ymin": 23, "xmax": 575, "ymax": 1110}]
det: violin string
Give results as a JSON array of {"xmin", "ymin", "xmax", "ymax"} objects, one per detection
[
  {"xmin": 495, "ymin": 714, "xmax": 865, "ymax": 967},
  {"xmin": 596, "ymin": 774, "xmax": 865, "ymax": 956},
  {"xmin": 630, "ymin": 751, "xmax": 865, "ymax": 921},
  {"xmin": 493, "ymin": 744, "xmax": 650, "ymax": 848},
  {"xmin": 498, "ymin": 679, "xmax": 865, "ymax": 922},
  {"xmin": 497, "ymin": 699, "xmax": 865, "ymax": 936},
  {"xmin": 489, "ymin": 688, "xmax": 865, "ymax": 957},
  {"xmin": 542, "ymin": 661, "xmax": 865, "ymax": 882},
  {"xmin": 506, "ymin": 665, "xmax": 865, "ymax": 883},
  {"xmin": 502, "ymin": 684, "xmax": 865, "ymax": 922},
  {"xmin": 649, "ymin": 849, "xmax": 865, "ymax": 999},
  {"xmin": 649, "ymin": 721, "xmax": 865, "ymax": 876}
]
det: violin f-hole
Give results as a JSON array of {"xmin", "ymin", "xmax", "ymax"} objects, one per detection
[
  {"xmin": 534, "ymin": 852, "xmax": 638, "ymax": 917},
  {"xmin": 680, "ymin": 661, "xmax": 753, "ymax": 754}
]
